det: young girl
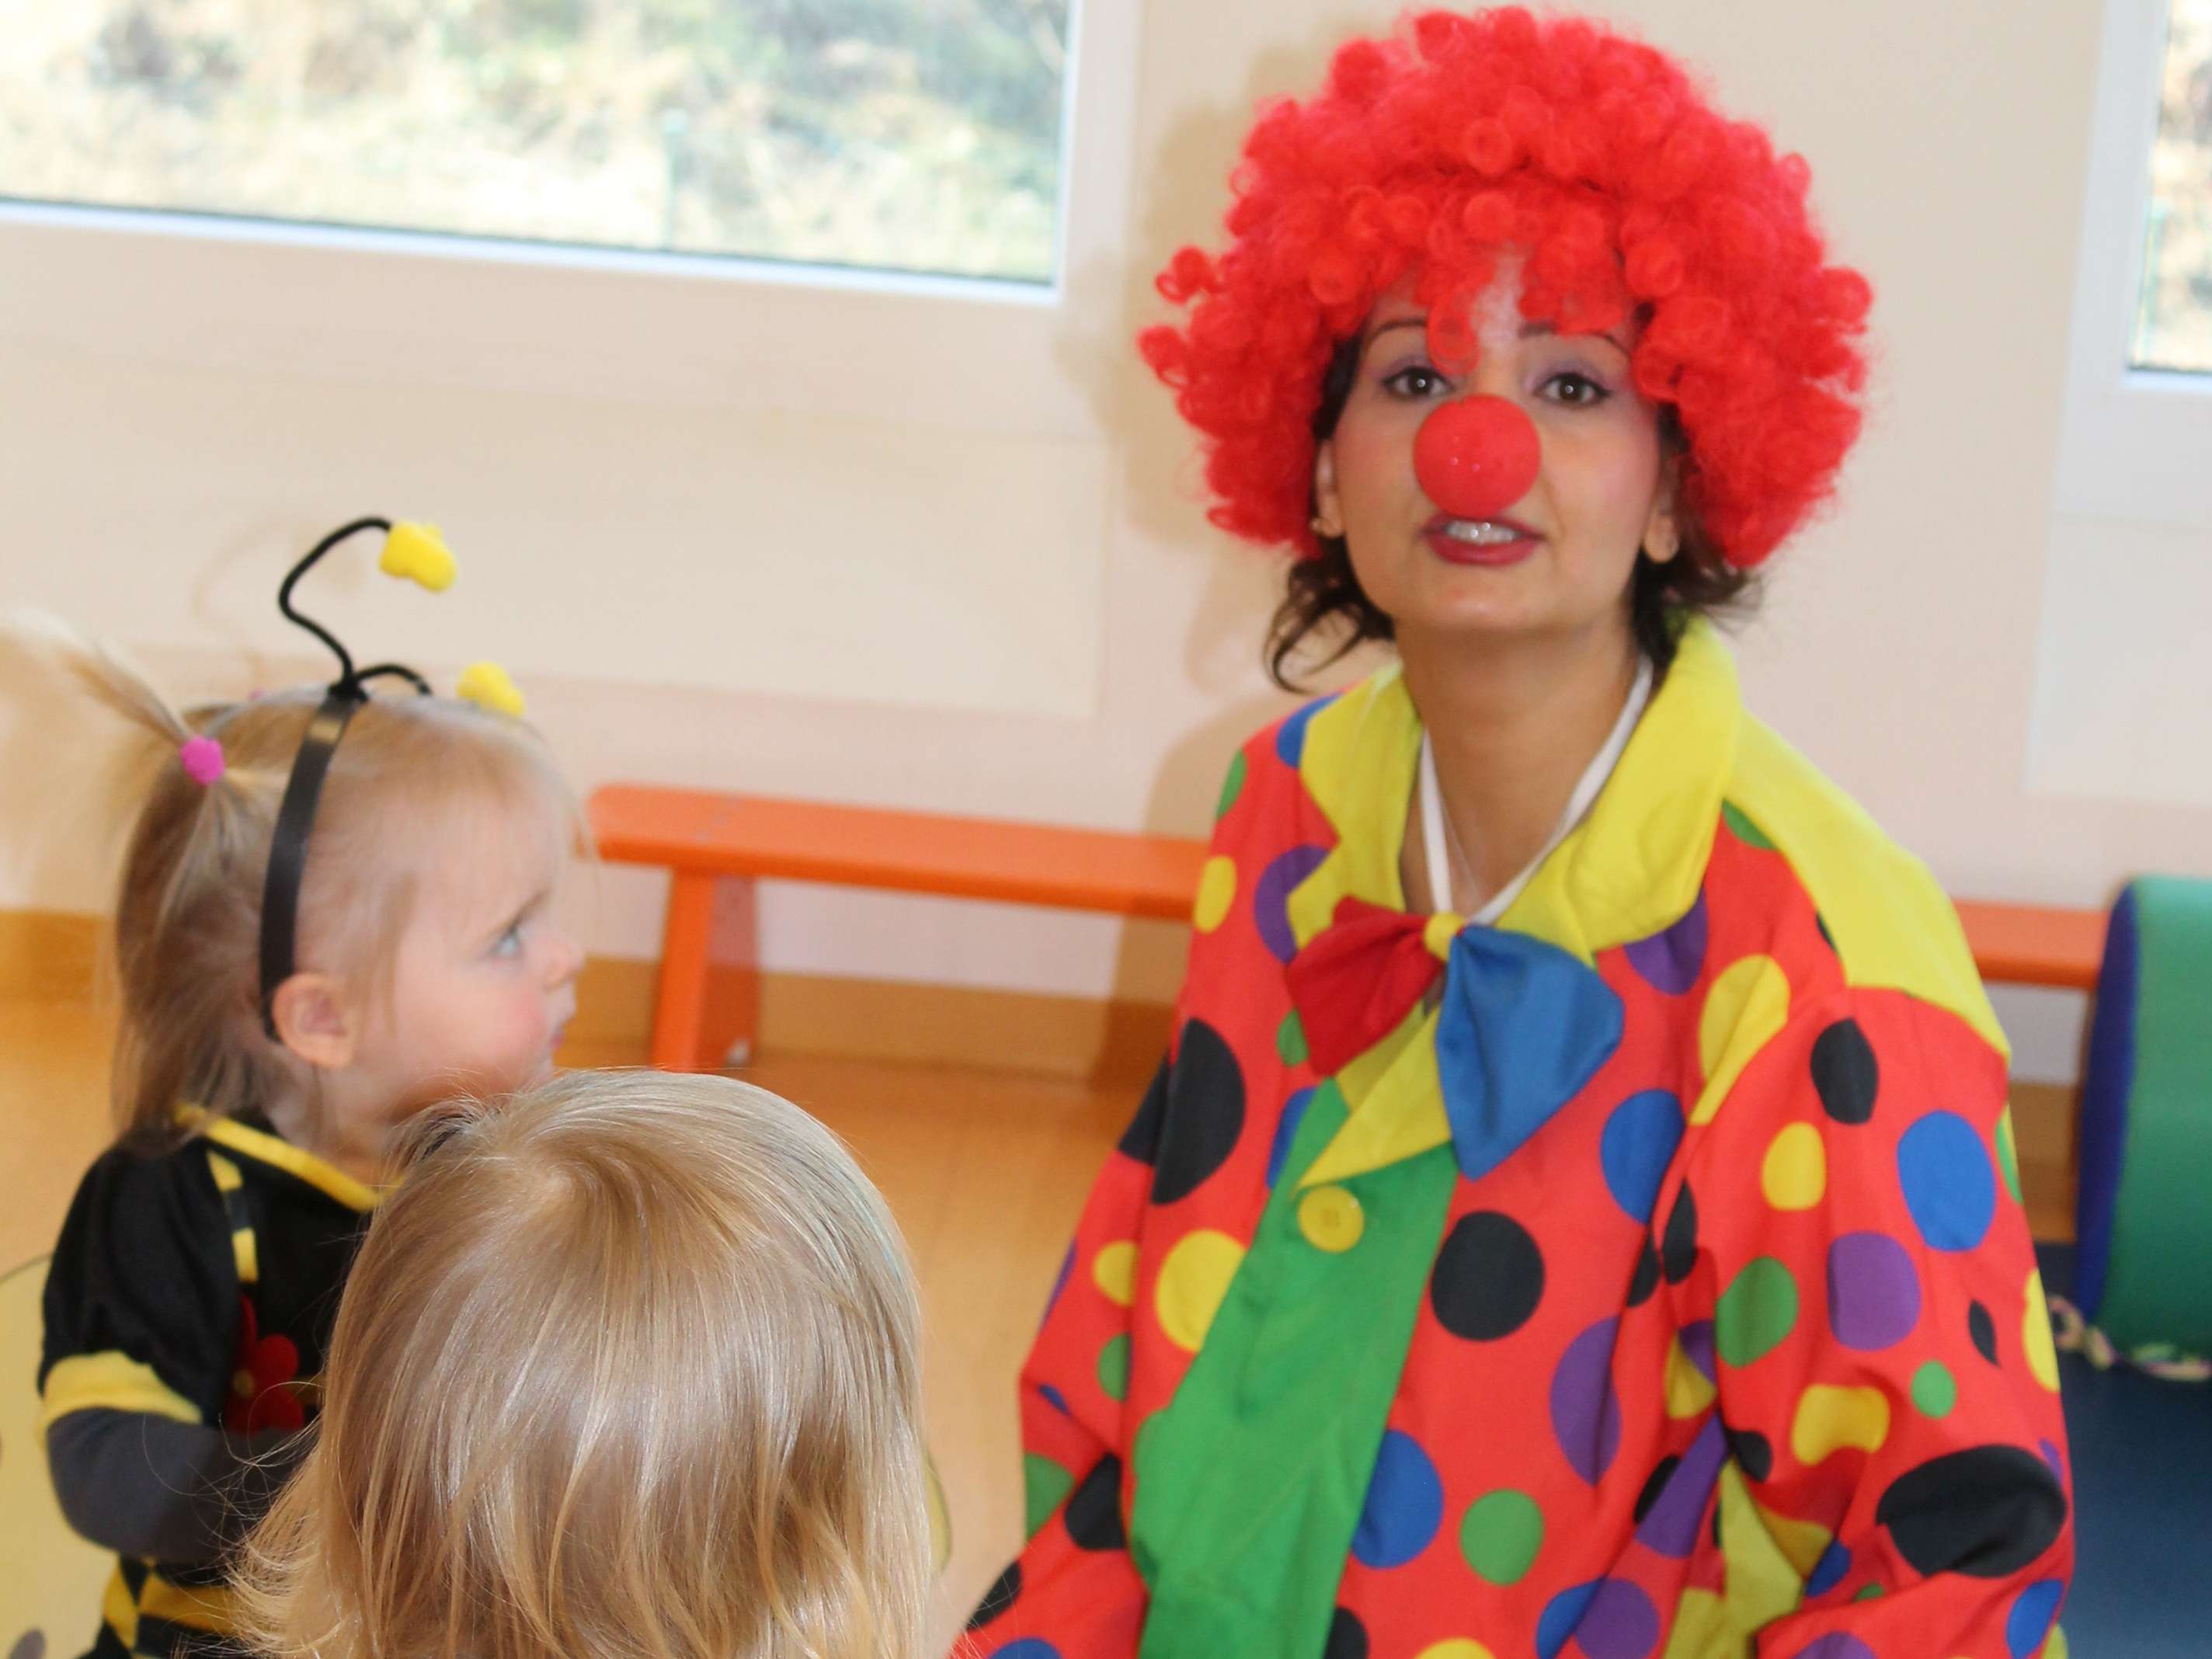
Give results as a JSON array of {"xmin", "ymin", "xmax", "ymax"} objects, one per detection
[
  {"xmin": 235, "ymin": 1067, "xmax": 933, "ymax": 1659},
  {"xmin": 23, "ymin": 621, "xmax": 583, "ymax": 1659}
]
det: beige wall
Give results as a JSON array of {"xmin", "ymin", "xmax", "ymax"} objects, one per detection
[{"xmin": 5, "ymin": 0, "xmax": 2203, "ymax": 1083}]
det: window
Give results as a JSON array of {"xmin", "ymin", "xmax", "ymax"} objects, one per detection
[
  {"xmin": 0, "ymin": 0, "xmax": 1073, "ymax": 286},
  {"xmin": 2030, "ymin": 0, "xmax": 2212, "ymax": 809},
  {"xmin": 2134, "ymin": 0, "xmax": 2212, "ymax": 371}
]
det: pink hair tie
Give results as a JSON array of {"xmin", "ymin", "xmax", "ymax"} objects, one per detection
[{"xmin": 179, "ymin": 736, "xmax": 226, "ymax": 787}]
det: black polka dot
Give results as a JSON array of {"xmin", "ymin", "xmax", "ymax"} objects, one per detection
[
  {"xmin": 1968, "ymin": 1300, "xmax": 1999, "ymax": 1365},
  {"xmin": 1626, "ymin": 1237, "xmax": 1661, "ymax": 1308},
  {"xmin": 1065, "ymin": 1455, "xmax": 1126, "ymax": 1553},
  {"xmin": 1816, "ymin": 913, "xmax": 1837, "ymax": 952},
  {"xmin": 1634, "ymin": 1455, "xmax": 1681, "ymax": 1524},
  {"xmin": 1323, "ymin": 1608, "xmax": 1369, "ymax": 1659},
  {"xmin": 965, "ymin": 1563, "xmax": 1021, "ymax": 1629},
  {"xmin": 1724, "ymin": 1424, "xmax": 1774, "ymax": 1483},
  {"xmin": 1431, "ymin": 1211, "xmax": 1546, "ymax": 1341},
  {"xmin": 1876, "ymin": 1445, "xmax": 2068, "ymax": 1578},
  {"xmin": 1661, "ymin": 1183, "xmax": 1699, "ymax": 1285},
  {"xmin": 1810, "ymin": 1019, "xmax": 1879, "ymax": 1125},
  {"xmin": 9, "ymin": 1635, "xmax": 46, "ymax": 1659},
  {"xmin": 1118, "ymin": 1059, "xmax": 1167, "ymax": 1163},
  {"xmin": 1151, "ymin": 1020, "xmax": 1246, "ymax": 1205}
]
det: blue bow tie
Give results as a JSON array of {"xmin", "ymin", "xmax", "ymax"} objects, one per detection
[{"xmin": 1435, "ymin": 926, "xmax": 1625, "ymax": 1181}]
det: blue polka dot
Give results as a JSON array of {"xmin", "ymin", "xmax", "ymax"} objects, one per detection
[
  {"xmin": 1599, "ymin": 1090, "xmax": 1684, "ymax": 1225},
  {"xmin": 1350, "ymin": 1429, "xmax": 1444, "ymax": 1569},
  {"xmin": 2006, "ymin": 1579, "xmax": 2064, "ymax": 1658},
  {"xmin": 1897, "ymin": 1111, "xmax": 1997, "ymax": 1252},
  {"xmin": 1536, "ymin": 1581, "xmax": 1601, "ymax": 1659},
  {"xmin": 988, "ymin": 1643, "xmax": 1063, "ymax": 1659},
  {"xmin": 1039, "ymin": 1385, "xmax": 1070, "ymax": 1416},
  {"xmin": 1275, "ymin": 695, "xmax": 1337, "ymax": 768},
  {"xmin": 1268, "ymin": 1087, "xmax": 1316, "ymax": 1188},
  {"xmin": 1805, "ymin": 1539, "xmax": 1851, "ymax": 1597}
]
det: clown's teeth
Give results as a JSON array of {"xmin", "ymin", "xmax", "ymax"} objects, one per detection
[{"xmin": 1444, "ymin": 520, "xmax": 1525, "ymax": 546}]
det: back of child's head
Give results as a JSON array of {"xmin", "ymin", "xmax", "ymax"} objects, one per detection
[
  {"xmin": 5, "ymin": 619, "xmax": 572, "ymax": 1146},
  {"xmin": 237, "ymin": 1067, "xmax": 931, "ymax": 1659}
]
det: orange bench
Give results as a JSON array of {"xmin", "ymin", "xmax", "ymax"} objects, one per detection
[{"xmin": 589, "ymin": 785, "xmax": 2109, "ymax": 1071}]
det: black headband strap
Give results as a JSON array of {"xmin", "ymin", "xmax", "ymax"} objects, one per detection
[
  {"xmin": 259, "ymin": 688, "xmax": 365, "ymax": 1038},
  {"xmin": 256, "ymin": 516, "xmax": 433, "ymax": 1043}
]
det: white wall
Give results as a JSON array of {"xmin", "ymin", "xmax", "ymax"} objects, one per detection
[{"xmin": 5, "ymin": 0, "xmax": 2204, "ymax": 1083}]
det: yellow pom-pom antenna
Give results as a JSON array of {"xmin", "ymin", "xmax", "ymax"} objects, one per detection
[
  {"xmin": 379, "ymin": 522, "xmax": 457, "ymax": 592},
  {"xmin": 456, "ymin": 661, "xmax": 525, "ymax": 718}
]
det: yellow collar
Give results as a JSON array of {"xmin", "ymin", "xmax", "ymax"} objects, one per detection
[
  {"xmin": 1278, "ymin": 621, "xmax": 2000, "ymax": 1187},
  {"xmin": 180, "ymin": 1108, "xmax": 384, "ymax": 1212}
]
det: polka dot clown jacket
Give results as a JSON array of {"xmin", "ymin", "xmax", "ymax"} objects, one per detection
[{"xmin": 961, "ymin": 622, "xmax": 2072, "ymax": 1659}]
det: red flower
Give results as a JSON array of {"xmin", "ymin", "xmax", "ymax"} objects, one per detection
[{"xmin": 223, "ymin": 1295, "xmax": 304, "ymax": 1435}]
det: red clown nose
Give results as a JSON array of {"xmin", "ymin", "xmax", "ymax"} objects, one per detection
[{"xmin": 1414, "ymin": 396, "xmax": 1542, "ymax": 522}]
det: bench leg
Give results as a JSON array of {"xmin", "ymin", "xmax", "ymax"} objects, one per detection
[{"xmin": 650, "ymin": 871, "xmax": 760, "ymax": 1071}]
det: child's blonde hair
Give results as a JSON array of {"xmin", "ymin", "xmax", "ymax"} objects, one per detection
[
  {"xmin": 4, "ymin": 619, "xmax": 572, "ymax": 1148},
  {"xmin": 236, "ymin": 1068, "xmax": 931, "ymax": 1659}
]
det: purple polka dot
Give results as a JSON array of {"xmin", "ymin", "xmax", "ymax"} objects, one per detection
[
  {"xmin": 1636, "ymin": 1417, "xmax": 1728, "ymax": 1560},
  {"xmin": 1828, "ymin": 1232, "xmax": 1923, "ymax": 1351},
  {"xmin": 1791, "ymin": 1639, "xmax": 1876, "ymax": 1659},
  {"xmin": 1042, "ymin": 1242, "xmax": 1073, "ymax": 1323},
  {"xmin": 1574, "ymin": 1578, "xmax": 1660, "ymax": 1659},
  {"xmin": 1254, "ymin": 843, "xmax": 1332, "ymax": 964},
  {"xmin": 1624, "ymin": 891, "xmax": 1707, "ymax": 994},
  {"xmin": 1678, "ymin": 1319, "xmax": 1716, "ymax": 1382},
  {"xmin": 2040, "ymin": 1438, "xmax": 2066, "ymax": 1483},
  {"xmin": 1549, "ymin": 1318, "xmax": 1623, "ymax": 1485}
]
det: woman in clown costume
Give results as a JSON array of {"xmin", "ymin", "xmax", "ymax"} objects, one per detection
[{"xmin": 962, "ymin": 10, "xmax": 2071, "ymax": 1659}]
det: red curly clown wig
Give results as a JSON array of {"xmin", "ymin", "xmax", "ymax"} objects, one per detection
[{"xmin": 1139, "ymin": 7, "xmax": 1873, "ymax": 569}]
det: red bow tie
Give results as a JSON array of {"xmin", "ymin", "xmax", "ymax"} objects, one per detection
[{"xmin": 1285, "ymin": 897, "xmax": 1448, "ymax": 1077}]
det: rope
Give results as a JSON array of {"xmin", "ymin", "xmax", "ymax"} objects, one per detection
[{"xmin": 2048, "ymin": 1295, "xmax": 2211, "ymax": 1382}]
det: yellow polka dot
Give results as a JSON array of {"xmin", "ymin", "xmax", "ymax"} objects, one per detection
[
  {"xmin": 1092, "ymin": 1241, "xmax": 1138, "ymax": 1308},
  {"xmin": 1415, "ymin": 1643, "xmax": 1495, "ymax": 1659},
  {"xmin": 1693, "ymin": 955, "xmax": 1791, "ymax": 1124},
  {"xmin": 1298, "ymin": 1185, "xmax": 1365, "ymax": 1252},
  {"xmin": 2042, "ymin": 1626, "xmax": 2068, "ymax": 1659},
  {"xmin": 232, "ymin": 1370, "xmax": 256, "ymax": 1400},
  {"xmin": 1422, "ymin": 912, "xmax": 1463, "ymax": 961},
  {"xmin": 1663, "ymin": 1334, "xmax": 1717, "ymax": 1419},
  {"xmin": 2022, "ymin": 1267, "xmax": 2061, "ymax": 1393},
  {"xmin": 1789, "ymin": 1384, "xmax": 1890, "ymax": 1466},
  {"xmin": 1760, "ymin": 1123, "xmax": 1827, "ymax": 1211},
  {"xmin": 1156, "ymin": 1229, "xmax": 1246, "ymax": 1352},
  {"xmin": 1193, "ymin": 857, "xmax": 1237, "ymax": 933}
]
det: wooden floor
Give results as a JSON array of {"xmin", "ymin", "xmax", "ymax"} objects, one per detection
[{"xmin": 1, "ymin": 990, "xmax": 2075, "ymax": 1650}]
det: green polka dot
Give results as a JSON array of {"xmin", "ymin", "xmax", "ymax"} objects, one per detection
[
  {"xmin": 1216, "ymin": 752, "xmax": 1248, "ymax": 821},
  {"xmin": 1723, "ymin": 802, "xmax": 1775, "ymax": 850},
  {"xmin": 1277, "ymin": 1009, "xmax": 1309, "ymax": 1068},
  {"xmin": 1854, "ymin": 1583, "xmax": 1885, "ymax": 1603},
  {"xmin": 1997, "ymin": 1108, "xmax": 2023, "ymax": 1205},
  {"xmin": 1097, "ymin": 1334, "xmax": 1131, "ymax": 1402},
  {"xmin": 1714, "ymin": 1256, "xmax": 1799, "ymax": 1368},
  {"xmin": 1024, "ymin": 1452, "xmax": 1073, "ymax": 1539},
  {"xmin": 1460, "ymin": 1489, "xmax": 1545, "ymax": 1584},
  {"xmin": 1911, "ymin": 1360, "xmax": 1958, "ymax": 1418}
]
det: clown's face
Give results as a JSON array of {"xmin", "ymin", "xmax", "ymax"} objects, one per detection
[{"xmin": 1313, "ymin": 259, "xmax": 1679, "ymax": 659}]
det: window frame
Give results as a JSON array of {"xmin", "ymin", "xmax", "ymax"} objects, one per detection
[
  {"xmin": 0, "ymin": 0, "xmax": 1136, "ymax": 444},
  {"xmin": 2054, "ymin": 0, "xmax": 2212, "ymax": 533}
]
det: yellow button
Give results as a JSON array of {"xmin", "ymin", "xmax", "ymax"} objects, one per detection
[{"xmin": 1299, "ymin": 1184, "xmax": 1365, "ymax": 1252}]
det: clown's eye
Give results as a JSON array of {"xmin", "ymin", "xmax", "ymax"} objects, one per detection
[
  {"xmin": 1543, "ymin": 372, "xmax": 1612, "ymax": 407},
  {"xmin": 1382, "ymin": 365, "xmax": 1449, "ymax": 399}
]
